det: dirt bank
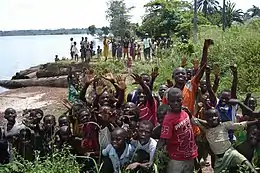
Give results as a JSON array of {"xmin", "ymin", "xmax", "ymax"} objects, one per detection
[{"xmin": 0, "ymin": 86, "xmax": 67, "ymax": 122}]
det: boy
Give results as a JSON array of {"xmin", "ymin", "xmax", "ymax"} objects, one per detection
[
  {"xmin": 191, "ymin": 108, "xmax": 258, "ymax": 173},
  {"xmin": 97, "ymin": 45, "xmax": 102, "ymax": 59},
  {"xmin": 127, "ymin": 120, "xmax": 157, "ymax": 171},
  {"xmin": 72, "ymin": 42, "xmax": 79, "ymax": 61},
  {"xmin": 157, "ymin": 87, "xmax": 198, "ymax": 173},
  {"xmin": 102, "ymin": 128, "xmax": 135, "ymax": 173}
]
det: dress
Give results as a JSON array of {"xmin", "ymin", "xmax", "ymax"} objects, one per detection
[{"xmin": 103, "ymin": 39, "xmax": 109, "ymax": 57}]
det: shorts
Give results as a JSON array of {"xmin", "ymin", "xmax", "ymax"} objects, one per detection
[
  {"xmin": 167, "ymin": 159, "xmax": 194, "ymax": 173},
  {"xmin": 123, "ymin": 48, "xmax": 128, "ymax": 54}
]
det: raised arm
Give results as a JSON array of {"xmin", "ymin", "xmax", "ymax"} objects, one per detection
[
  {"xmin": 132, "ymin": 73, "xmax": 154, "ymax": 106},
  {"xmin": 230, "ymin": 64, "xmax": 238, "ymax": 99},
  {"xmin": 150, "ymin": 67, "xmax": 159, "ymax": 91},
  {"xmin": 205, "ymin": 66, "xmax": 217, "ymax": 107}
]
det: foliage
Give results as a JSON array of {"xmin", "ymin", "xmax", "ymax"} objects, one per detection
[
  {"xmin": 246, "ymin": 5, "xmax": 260, "ymax": 18},
  {"xmin": 101, "ymin": 26, "xmax": 110, "ymax": 35},
  {"xmin": 106, "ymin": 0, "xmax": 134, "ymax": 38},
  {"xmin": 197, "ymin": 0, "xmax": 220, "ymax": 17},
  {"xmin": 88, "ymin": 25, "xmax": 97, "ymax": 36}
]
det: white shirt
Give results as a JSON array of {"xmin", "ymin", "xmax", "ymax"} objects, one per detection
[
  {"xmin": 72, "ymin": 45, "xmax": 79, "ymax": 54},
  {"xmin": 4, "ymin": 121, "xmax": 26, "ymax": 137},
  {"xmin": 143, "ymin": 38, "xmax": 151, "ymax": 49},
  {"xmin": 131, "ymin": 138, "xmax": 157, "ymax": 162}
]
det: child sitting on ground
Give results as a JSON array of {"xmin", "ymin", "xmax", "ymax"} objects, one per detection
[
  {"xmin": 156, "ymin": 87, "xmax": 198, "ymax": 173},
  {"xmin": 127, "ymin": 120, "xmax": 157, "ymax": 171},
  {"xmin": 102, "ymin": 128, "xmax": 135, "ymax": 173},
  {"xmin": 191, "ymin": 107, "xmax": 258, "ymax": 173}
]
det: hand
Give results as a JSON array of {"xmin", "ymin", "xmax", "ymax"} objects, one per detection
[
  {"xmin": 126, "ymin": 162, "xmax": 140, "ymax": 170},
  {"xmin": 166, "ymin": 79, "xmax": 173, "ymax": 88},
  {"xmin": 151, "ymin": 67, "xmax": 159, "ymax": 79},
  {"xmin": 213, "ymin": 64, "xmax": 220, "ymax": 76},
  {"xmin": 96, "ymin": 79, "xmax": 107, "ymax": 96},
  {"xmin": 181, "ymin": 56, "xmax": 187, "ymax": 67},
  {"xmin": 115, "ymin": 75, "xmax": 126, "ymax": 90},
  {"xmin": 131, "ymin": 73, "xmax": 143, "ymax": 84},
  {"xmin": 230, "ymin": 64, "xmax": 237, "ymax": 73},
  {"xmin": 228, "ymin": 99, "xmax": 239, "ymax": 105},
  {"xmin": 205, "ymin": 39, "xmax": 214, "ymax": 47},
  {"xmin": 192, "ymin": 58, "xmax": 199, "ymax": 70},
  {"xmin": 205, "ymin": 65, "xmax": 211, "ymax": 75},
  {"xmin": 102, "ymin": 72, "xmax": 116, "ymax": 83}
]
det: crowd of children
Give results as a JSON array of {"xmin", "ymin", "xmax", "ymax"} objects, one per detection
[{"xmin": 1, "ymin": 39, "xmax": 260, "ymax": 173}]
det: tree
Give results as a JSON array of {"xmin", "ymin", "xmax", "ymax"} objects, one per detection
[
  {"xmin": 221, "ymin": 0, "xmax": 244, "ymax": 28},
  {"xmin": 101, "ymin": 26, "xmax": 110, "ymax": 35},
  {"xmin": 88, "ymin": 25, "xmax": 96, "ymax": 35},
  {"xmin": 197, "ymin": 0, "xmax": 220, "ymax": 17},
  {"xmin": 106, "ymin": 0, "xmax": 134, "ymax": 38},
  {"xmin": 247, "ymin": 5, "xmax": 260, "ymax": 18}
]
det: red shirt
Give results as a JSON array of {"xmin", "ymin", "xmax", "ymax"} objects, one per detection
[
  {"xmin": 160, "ymin": 110, "xmax": 198, "ymax": 160},
  {"xmin": 138, "ymin": 98, "xmax": 158, "ymax": 126}
]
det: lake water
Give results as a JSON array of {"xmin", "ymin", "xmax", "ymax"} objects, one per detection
[{"xmin": 0, "ymin": 34, "xmax": 102, "ymax": 93}]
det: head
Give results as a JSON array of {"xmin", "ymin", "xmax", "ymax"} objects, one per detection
[
  {"xmin": 123, "ymin": 102, "xmax": 138, "ymax": 119},
  {"xmin": 59, "ymin": 126, "xmax": 72, "ymax": 142},
  {"xmin": 199, "ymin": 79, "xmax": 207, "ymax": 94},
  {"xmin": 246, "ymin": 125, "xmax": 259, "ymax": 147},
  {"xmin": 145, "ymin": 33, "xmax": 148, "ymax": 38},
  {"xmin": 43, "ymin": 115, "xmax": 56, "ymax": 131},
  {"xmin": 98, "ymin": 45, "xmax": 100, "ymax": 49},
  {"xmin": 140, "ymin": 73, "xmax": 151, "ymax": 86},
  {"xmin": 172, "ymin": 67, "xmax": 187, "ymax": 86},
  {"xmin": 204, "ymin": 108, "xmax": 220, "ymax": 128},
  {"xmin": 98, "ymin": 106, "xmax": 113, "ymax": 123},
  {"xmin": 138, "ymin": 120, "xmax": 154, "ymax": 144},
  {"xmin": 82, "ymin": 37, "xmax": 84, "ymax": 41},
  {"xmin": 99, "ymin": 91, "xmax": 110, "ymax": 106},
  {"xmin": 219, "ymin": 90, "xmax": 231, "ymax": 105},
  {"xmin": 111, "ymin": 128, "xmax": 127, "ymax": 150},
  {"xmin": 186, "ymin": 68, "xmax": 194, "ymax": 81},
  {"xmin": 167, "ymin": 88, "xmax": 183, "ymax": 113},
  {"xmin": 246, "ymin": 97, "xmax": 257, "ymax": 111},
  {"xmin": 70, "ymin": 38, "xmax": 73, "ymax": 41},
  {"xmin": 74, "ymin": 42, "xmax": 76, "ymax": 46},
  {"xmin": 85, "ymin": 37, "xmax": 88, "ymax": 41},
  {"xmin": 26, "ymin": 109, "xmax": 44, "ymax": 125},
  {"xmin": 58, "ymin": 115, "xmax": 70, "ymax": 127},
  {"xmin": 158, "ymin": 85, "xmax": 168, "ymax": 99},
  {"xmin": 78, "ymin": 108, "xmax": 91, "ymax": 124},
  {"xmin": 19, "ymin": 128, "xmax": 31, "ymax": 142},
  {"xmin": 55, "ymin": 55, "xmax": 58, "ymax": 58},
  {"xmin": 4, "ymin": 108, "xmax": 17, "ymax": 123},
  {"xmin": 157, "ymin": 104, "xmax": 168, "ymax": 124}
]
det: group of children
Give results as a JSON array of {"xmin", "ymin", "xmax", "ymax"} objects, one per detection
[{"xmin": 1, "ymin": 39, "xmax": 260, "ymax": 173}]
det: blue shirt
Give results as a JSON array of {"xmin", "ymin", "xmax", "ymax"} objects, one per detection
[{"xmin": 102, "ymin": 143, "xmax": 135, "ymax": 173}]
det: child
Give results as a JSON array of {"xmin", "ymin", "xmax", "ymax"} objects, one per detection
[
  {"xmin": 126, "ymin": 57, "xmax": 132, "ymax": 75},
  {"xmin": 137, "ymin": 44, "xmax": 141, "ymax": 61},
  {"xmin": 72, "ymin": 42, "xmax": 79, "ymax": 61},
  {"xmin": 127, "ymin": 120, "xmax": 157, "ymax": 171},
  {"xmin": 152, "ymin": 104, "xmax": 168, "ymax": 139},
  {"xmin": 97, "ymin": 45, "xmax": 102, "ymax": 59},
  {"xmin": 54, "ymin": 55, "xmax": 59, "ymax": 62},
  {"xmin": 157, "ymin": 87, "xmax": 198, "ymax": 173},
  {"xmin": 117, "ymin": 44, "xmax": 122, "ymax": 61},
  {"xmin": 102, "ymin": 128, "xmax": 135, "ymax": 173},
  {"xmin": 191, "ymin": 107, "xmax": 258, "ymax": 173},
  {"xmin": 85, "ymin": 44, "xmax": 92, "ymax": 63}
]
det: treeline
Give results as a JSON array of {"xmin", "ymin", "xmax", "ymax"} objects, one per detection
[{"xmin": 0, "ymin": 26, "xmax": 110, "ymax": 37}]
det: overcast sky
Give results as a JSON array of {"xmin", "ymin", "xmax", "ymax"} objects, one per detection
[{"xmin": 0, "ymin": 0, "xmax": 259, "ymax": 31}]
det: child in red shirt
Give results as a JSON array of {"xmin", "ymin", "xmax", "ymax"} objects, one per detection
[{"xmin": 157, "ymin": 87, "xmax": 197, "ymax": 173}]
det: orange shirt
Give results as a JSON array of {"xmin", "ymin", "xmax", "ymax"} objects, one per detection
[{"xmin": 162, "ymin": 77, "xmax": 200, "ymax": 136}]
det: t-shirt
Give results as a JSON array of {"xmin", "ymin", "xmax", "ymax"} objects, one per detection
[
  {"xmin": 131, "ymin": 138, "xmax": 157, "ymax": 162},
  {"xmin": 192, "ymin": 119, "xmax": 247, "ymax": 155},
  {"xmin": 143, "ymin": 38, "xmax": 151, "ymax": 49},
  {"xmin": 138, "ymin": 98, "xmax": 158, "ymax": 126},
  {"xmin": 162, "ymin": 77, "xmax": 200, "ymax": 136},
  {"xmin": 160, "ymin": 111, "xmax": 198, "ymax": 160}
]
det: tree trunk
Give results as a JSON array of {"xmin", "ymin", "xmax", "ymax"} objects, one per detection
[
  {"xmin": 193, "ymin": 0, "xmax": 198, "ymax": 43},
  {"xmin": 0, "ymin": 76, "xmax": 68, "ymax": 89},
  {"xmin": 222, "ymin": 0, "xmax": 226, "ymax": 31}
]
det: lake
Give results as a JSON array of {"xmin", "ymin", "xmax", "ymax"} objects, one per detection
[{"xmin": 0, "ymin": 34, "xmax": 102, "ymax": 93}]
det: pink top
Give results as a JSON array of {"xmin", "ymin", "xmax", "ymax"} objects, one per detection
[{"xmin": 160, "ymin": 110, "xmax": 198, "ymax": 160}]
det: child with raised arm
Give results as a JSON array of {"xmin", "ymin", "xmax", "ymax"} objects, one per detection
[
  {"xmin": 191, "ymin": 107, "xmax": 258, "ymax": 173},
  {"xmin": 156, "ymin": 87, "xmax": 198, "ymax": 173}
]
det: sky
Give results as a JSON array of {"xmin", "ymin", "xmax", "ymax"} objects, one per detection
[{"xmin": 0, "ymin": 0, "xmax": 259, "ymax": 31}]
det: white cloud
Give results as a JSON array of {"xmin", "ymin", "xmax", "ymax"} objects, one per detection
[{"xmin": 0, "ymin": 0, "xmax": 259, "ymax": 30}]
